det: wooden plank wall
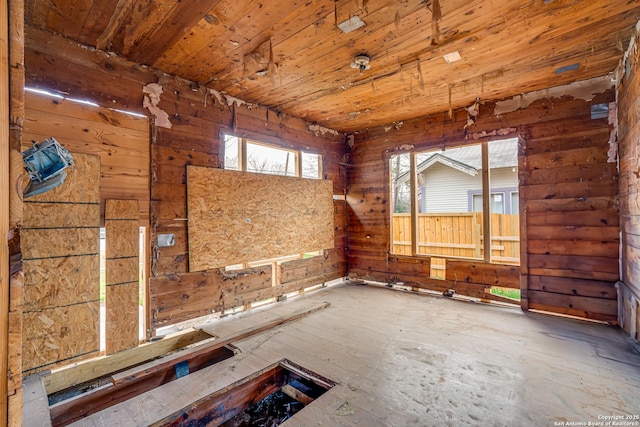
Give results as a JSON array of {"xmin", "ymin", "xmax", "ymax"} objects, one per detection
[
  {"xmin": 24, "ymin": 28, "xmax": 347, "ymax": 335},
  {"xmin": 617, "ymin": 25, "xmax": 640, "ymax": 344},
  {"xmin": 23, "ymin": 92, "xmax": 150, "ymax": 224},
  {"xmin": 105, "ymin": 200, "xmax": 140, "ymax": 354},
  {"xmin": 149, "ymin": 74, "xmax": 347, "ymax": 331},
  {"xmin": 21, "ymin": 153, "xmax": 101, "ymax": 374},
  {"xmin": 348, "ymin": 85, "xmax": 619, "ymax": 322}
]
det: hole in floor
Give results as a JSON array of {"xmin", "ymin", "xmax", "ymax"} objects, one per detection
[
  {"xmin": 153, "ymin": 359, "xmax": 335, "ymax": 427},
  {"xmin": 49, "ymin": 343, "xmax": 236, "ymax": 426}
]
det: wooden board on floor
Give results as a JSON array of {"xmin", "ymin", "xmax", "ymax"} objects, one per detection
[
  {"xmin": 186, "ymin": 166, "xmax": 334, "ymax": 271},
  {"xmin": 111, "ymin": 300, "xmax": 331, "ymax": 386},
  {"xmin": 105, "ymin": 199, "xmax": 140, "ymax": 354},
  {"xmin": 22, "ymin": 374, "xmax": 52, "ymax": 427},
  {"xmin": 43, "ymin": 329, "xmax": 214, "ymax": 394}
]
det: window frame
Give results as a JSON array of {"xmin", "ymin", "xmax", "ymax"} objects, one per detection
[
  {"xmin": 390, "ymin": 138, "xmax": 520, "ymax": 265},
  {"xmin": 223, "ymin": 134, "xmax": 322, "ymax": 180}
]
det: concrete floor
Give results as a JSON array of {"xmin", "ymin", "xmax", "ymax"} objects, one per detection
[{"xmin": 72, "ymin": 281, "xmax": 640, "ymax": 426}]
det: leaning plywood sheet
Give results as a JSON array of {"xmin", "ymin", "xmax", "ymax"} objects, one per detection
[
  {"xmin": 105, "ymin": 199, "xmax": 139, "ymax": 354},
  {"xmin": 22, "ymin": 302, "xmax": 100, "ymax": 373},
  {"xmin": 187, "ymin": 166, "xmax": 334, "ymax": 271},
  {"xmin": 23, "ymin": 256, "xmax": 99, "ymax": 312},
  {"xmin": 22, "ymin": 153, "xmax": 101, "ymax": 374},
  {"xmin": 105, "ymin": 283, "xmax": 139, "ymax": 354}
]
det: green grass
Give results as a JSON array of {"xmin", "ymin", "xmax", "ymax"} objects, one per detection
[{"xmin": 490, "ymin": 287, "xmax": 521, "ymax": 300}]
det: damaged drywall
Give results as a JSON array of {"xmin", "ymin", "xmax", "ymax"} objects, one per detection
[
  {"xmin": 493, "ymin": 74, "xmax": 615, "ymax": 116},
  {"xmin": 143, "ymin": 83, "xmax": 172, "ymax": 128}
]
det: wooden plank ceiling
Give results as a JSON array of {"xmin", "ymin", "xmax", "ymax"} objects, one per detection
[{"xmin": 25, "ymin": 0, "xmax": 640, "ymax": 132}]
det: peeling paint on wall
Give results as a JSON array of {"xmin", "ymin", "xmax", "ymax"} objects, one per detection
[
  {"xmin": 226, "ymin": 95, "xmax": 255, "ymax": 109},
  {"xmin": 206, "ymin": 88, "xmax": 340, "ymax": 138},
  {"xmin": 143, "ymin": 83, "xmax": 172, "ymax": 129},
  {"xmin": 464, "ymin": 98, "xmax": 480, "ymax": 129},
  {"xmin": 207, "ymin": 88, "xmax": 226, "ymax": 111},
  {"xmin": 346, "ymin": 134, "xmax": 355, "ymax": 148},
  {"xmin": 493, "ymin": 75, "xmax": 614, "ymax": 116},
  {"xmin": 309, "ymin": 124, "xmax": 340, "ymax": 137},
  {"xmin": 466, "ymin": 127, "xmax": 516, "ymax": 140},
  {"xmin": 384, "ymin": 121, "xmax": 404, "ymax": 132}
]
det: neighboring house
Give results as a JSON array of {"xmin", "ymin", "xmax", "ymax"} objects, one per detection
[{"xmin": 394, "ymin": 138, "xmax": 519, "ymax": 214}]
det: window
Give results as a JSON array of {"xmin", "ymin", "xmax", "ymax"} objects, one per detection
[
  {"xmin": 510, "ymin": 191, "xmax": 519, "ymax": 214},
  {"xmin": 224, "ymin": 135, "xmax": 240, "ymax": 170},
  {"xmin": 390, "ymin": 138, "xmax": 520, "ymax": 265},
  {"xmin": 471, "ymin": 190, "xmax": 517, "ymax": 214},
  {"xmin": 223, "ymin": 134, "xmax": 322, "ymax": 179}
]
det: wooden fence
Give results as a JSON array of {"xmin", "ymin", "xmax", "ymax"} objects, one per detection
[{"xmin": 392, "ymin": 212, "xmax": 520, "ymax": 265}]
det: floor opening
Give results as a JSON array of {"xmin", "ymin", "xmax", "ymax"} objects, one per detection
[{"xmin": 153, "ymin": 359, "xmax": 335, "ymax": 427}]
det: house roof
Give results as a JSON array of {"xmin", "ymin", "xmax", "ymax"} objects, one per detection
[{"xmin": 395, "ymin": 138, "xmax": 519, "ymax": 184}]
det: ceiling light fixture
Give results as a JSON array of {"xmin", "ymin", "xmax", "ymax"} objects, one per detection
[
  {"xmin": 443, "ymin": 51, "xmax": 462, "ymax": 64},
  {"xmin": 338, "ymin": 16, "xmax": 366, "ymax": 33},
  {"xmin": 351, "ymin": 54, "xmax": 371, "ymax": 74}
]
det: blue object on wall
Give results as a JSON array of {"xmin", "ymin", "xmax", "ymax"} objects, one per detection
[{"xmin": 22, "ymin": 137, "xmax": 74, "ymax": 198}]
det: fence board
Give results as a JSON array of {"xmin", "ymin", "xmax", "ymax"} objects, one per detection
[{"xmin": 392, "ymin": 212, "xmax": 520, "ymax": 265}]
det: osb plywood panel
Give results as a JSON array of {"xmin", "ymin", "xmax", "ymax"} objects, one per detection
[
  {"xmin": 22, "ymin": 150, "xmax": 101, "ymax": 373},
  {"xmin": 106, "ymin": 257, "xmax": 139, "ymax": 286},
  {"xmin": 105, "ymin": 199, "xmax": 139, "ymax": 354},
  {"xmin": 23, "ymin": 202, "xmax": 99, "ymax": 228},
  {"xmin": 187, "ymin": 166, "xmax": 334, "ymax": 271},
  {"xmin": 105, "ymin": 283, "xmax": 139, "ymax": 354},
  {"xmin": 22, "ymin": 199, "xmax": 100, "ymax": 228},
  {"xmin": 22, "ymin": 227, "xmax": 99, "ymax": 259},
  {"xmin": 105, "ymin": 199, "xmax": 139, "ymax": 219},
  {"xmin": 105, "ymin": 220, "xmax": 139, "ymax": 259},
  {"xmin": 23, "ymin": 256, "xmax": 99, "ymax": 311},
  {"xmin": 22, "ymin": 301, "xmax": 100, "ymax": 372},
  {"xmin": 23, "ymin": 152, "xmax": 100, "ymax": 203}
]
